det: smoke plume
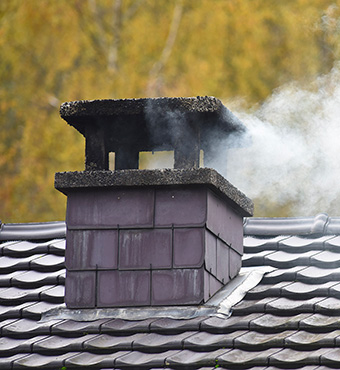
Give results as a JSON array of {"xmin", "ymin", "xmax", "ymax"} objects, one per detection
[{"xmin": 224, "ymin": 64, "xmax": 340, "ymax": 216}]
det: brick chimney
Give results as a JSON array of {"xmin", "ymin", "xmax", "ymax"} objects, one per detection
[{"xmin": 55, "ymin": 97, "xmax": 253, "ymax": 308}]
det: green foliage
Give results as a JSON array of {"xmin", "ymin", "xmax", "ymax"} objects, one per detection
[{"xmin": 1, "ymin": 0, "xmax": 340, "ymax": 221}]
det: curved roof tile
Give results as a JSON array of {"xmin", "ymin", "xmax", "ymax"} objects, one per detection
[{"xmin": 0, "ymin": 218, "xmax": 338, "ymax": 368}]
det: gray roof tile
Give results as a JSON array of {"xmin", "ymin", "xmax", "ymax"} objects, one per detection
[
  {"xmin": 218, "ymin": 348, "xmax": 280, "ymax": 367},
  {"xmin": 269, "ymin": 348, "xmax": 331, "ymax": 367},
  {"xmin": 115, "ymin": 350, "xmax": 180, "ymax": 367},
  {"xmin": 262, "ymin": 266, "xmax": 306, "ymax": 284},
  {"xmin": 33, "ymin": 334, "xmax": 97, "ymax": 354},
  {"xmin": 65, "ymin": 351, "xmax": 129, "ymax": 367},
  {"xmin": 324, "ymin": 235, "xmax": 340, "ymax": 250},
  {"xmin": 244, "ymin": 236, "xmax": 287, "ymax": 252},
  {"xmin": 2, "ymin": 241, "xmax": 49, "ymax": 257},
  {"xmin": 310, "ymin": 251, "xmax": 340, "ymax": 268},
  {"xmin": 299, "ymin": 314, "xmax": 340, "ymax": 331},
  {"xmin": 0, "ymin": 319, "xmax": 23, "ymax": 333},
  {"xmin": 285, "ymin": 330, "xmax": 340, "ymax": 349},
  {"xmin": 201, "ymin": 313, "xmax": 263, "ymax": 333},
  {"xmin": 0, "ymin": 285, "xmax": 54, "ymax": 304},
  {"xmin": 241, "ymin": 250, "xmax": 275, "ymax": 267},
  {"xmin": 0, "ymin": 222, "xmax": 66, "ymax": 242},
  {"xmin": 0, "ymin": 240, "xmax": 17, "ymax": 253},
  {"xmin": 0, "ymin": 271, "xmax": 26, "ymax": 287},
  {"xmin": 232, "ymin": 297, "xmax": 278, "ymax": 315},
  {"xmin": 321, "ymin": 348, "xmax": 340, "ymax": 366},
  {"xmin": 0, "ymin": 302, "xmax": 35, "ymax": 320},
  {"xmin": 51, "ymin": 319, "xmax": 110, "ymax": 337},
  {"xmin": 234, "ymin": 330, "xmax": 295, "ymax": 350},
  {"xmin": 11, "ymin": 269, "xmax": 64, "ymax": 287},
  {"xmin": 296, "ymin": 266, "xmax": 340, "ymax": 283},
  {"xmin": 264, "ymin": 297, "xmax": 325, "ymax": 314},
  {"xmin": 150, "ymin": 316, "xmax": 206, "ymax": 334},
  {"xmin": 1, "ymin": 216, "xmax": 340, "ymax": 368},
  {"xmin": 329, "ymin": 282, "xmax": 340, "ymax": 295},
  {"xmin": 12, "ymin": 352, "xmax": 74, "ymax": 369},
  {"xmin": 243, "ymin": 214, "xmax": 330, "ymax": 236},
  {"xmin": 0, "ymin": 354, "xmax": 31, "ymax": 369},
  {"xmin": 245, "ymin": 281, "xmax": 292, "ymax": 299},
  {"xmin": 271, "ymin": 367, "xmax": 320, "ymax": 370},
  {"xmin": 165, "ymin": 348, "xmax": 229, "ymax": 367},
  {"xmin": 264, "ymin": 250, "xmax": 321, "ymax": 268},
  {"xmin": 249, "ymin": 313, "xmax": 312, "ymax": 331},
  {"xmin": 183, "ymin": 330, "xmax": 245, "ymax": 350},
  {"xmin": 278, "ymin": 236, "xmax": 332, "ymax": 251},
  {"xmin": 149, "ymin": 368, "xmax": 222, "ymax": 370},
  {"xmin": 30, "ymin": 254, "xmax": 64, "ymax": 271},
  {"xmin": 21, "ymin": 302, "xmax": 63, "ymax": 320},
  {"xmin": 84, "ymin": 333, "xmax": 144, "ymax": 352},
  {"xmin": 324, "ymin": 217, "xmax": 340, "ymax": 235},
  {"xmin": 0, "ymin": 254, "xmax": 44, "ymax": 273},
  {"xmin": 0, "ymin": 335, "xmax": 47, "ymax": 355},
  {"xmin": 47, "ymin": 239, "xmax": 65, "ymax": 255},
  {"xmin": 2, "ymin": 319, "xmax": 62, "ymax": 338},
  {"xmin": 101, "ymin": 318, "xmax": 155, "ymax": 335},
  {"xmin": 281, "ymin": 281, "xmax": 338, "ymax": 298},
  {"xmin": 314, "ymin": 297, "xmax": 340, "ymax": 314},
  {"xmin": 133, "ymin": 331, "xmax": 193, "ymax": 352},
  {"xmin": 40, "ymin": 285, "xmax": 64, "ymax": 303}
]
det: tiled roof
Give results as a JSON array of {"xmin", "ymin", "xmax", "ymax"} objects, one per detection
[{"xmin": 0, "ymin": 214, "xmax": 340, "ymax": 369}]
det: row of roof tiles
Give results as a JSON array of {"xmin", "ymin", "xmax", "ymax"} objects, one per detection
[
  {"xmin": 1, "ymin": 213, "xmax": 340, "ymax": 241},
  {"xmin": 3, "ymin": 317, "xmax": 340, "ymax": 350},
  {"xmin": 0, "ymin": 216, "xmax": 340, "ymax": 368},
  {"xmin": 243, "ymin": 213, "xmax": 340, "ymax": 236},
  {"xmin": 3, "ymin": 348, "xmax": 340, "ymax": 369}
]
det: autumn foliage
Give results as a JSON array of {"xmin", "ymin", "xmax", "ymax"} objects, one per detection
[{"xmin": 1, "ymin": 0, "xmax": 340, "ymax": 222}]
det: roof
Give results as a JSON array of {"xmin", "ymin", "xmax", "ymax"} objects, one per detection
[{"xmin": 0, "ymin": 214, "xmax": 340, "ymax": 369}]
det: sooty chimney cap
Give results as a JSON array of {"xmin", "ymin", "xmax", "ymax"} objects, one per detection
[
  {"xmin": 61, "ymin": 96, "xmax": 233, "ymax": 118},
  {"xmin": 60, "ymin": 96, "xmax": 247, "ymax": 171}
]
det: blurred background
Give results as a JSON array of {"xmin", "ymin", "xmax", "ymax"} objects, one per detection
[{"xmin": 1, "ymin": 0, "xmax": 340, "ymax": 222}]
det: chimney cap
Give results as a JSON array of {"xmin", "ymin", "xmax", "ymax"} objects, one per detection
[
  {"xmin": 60, "ymin": 96, "xmax": 247, "ymax": 171},
  {"xmin": 61, "ymin": 96, "xmax": 229, "ymax": 118}
]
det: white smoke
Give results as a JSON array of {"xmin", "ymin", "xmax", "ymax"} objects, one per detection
[{"xmin": 223, "ymin": 64, "xmax": 340, "ymax": 216}]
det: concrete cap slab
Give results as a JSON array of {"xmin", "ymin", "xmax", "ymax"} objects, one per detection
[{"xmin": 55, "ymin": 168, "xmax": 253, "ymax": 217}]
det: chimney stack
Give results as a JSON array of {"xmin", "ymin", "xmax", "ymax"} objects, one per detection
[{"xmin": 55, "ymin": 97, "xmax": 253, "ymax": 308}]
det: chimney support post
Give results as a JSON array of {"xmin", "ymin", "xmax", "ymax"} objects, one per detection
[
  {"xmin": 115, "ymin": 146, "xmax": 139, "ymax": 170},
  {"xmin": 85, "ymin": 124, "xmax": 108, "ymax": 171}
]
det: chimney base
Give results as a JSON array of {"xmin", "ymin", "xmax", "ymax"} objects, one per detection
[{"xmin": 55, "ymin": 168, "xmax": 253, "ymax": 308}]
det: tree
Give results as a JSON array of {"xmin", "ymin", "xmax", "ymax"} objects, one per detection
[{"xmin": 1, "ymin": 0, "xmax": 340, "ymax": 221}]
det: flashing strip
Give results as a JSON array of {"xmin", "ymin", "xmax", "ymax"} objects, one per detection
[
  {"xmin": 41, "ymin": 305, "xmax": 216, "ymax": 322},
  {"xmin": 213, "ymin": 266, "xmax": 276, "ymax": 317}
]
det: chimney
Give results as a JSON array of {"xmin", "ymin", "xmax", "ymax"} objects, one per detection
[{"xmin": 55, "ymin": 97, "xmax": 253, "ymax": 308}]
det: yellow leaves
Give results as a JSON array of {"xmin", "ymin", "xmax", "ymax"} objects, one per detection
[{"xmin": 1, "ymin": 0, "xmax": 340, "ymax": 221}]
